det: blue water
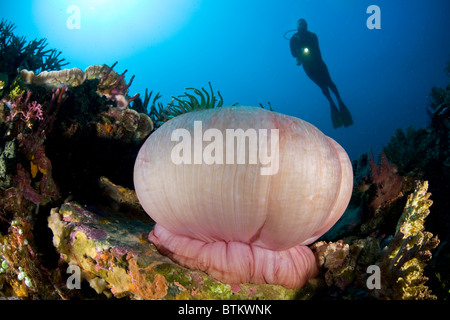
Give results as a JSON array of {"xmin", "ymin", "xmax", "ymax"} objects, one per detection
[{"xmin": 1, "ymin": 0, "xmax": 449, "ymax": 161}]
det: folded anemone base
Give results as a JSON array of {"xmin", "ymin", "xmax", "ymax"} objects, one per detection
[{"xmin": 150, "ymin": 224, "xmax": 319, "ymax": 289}]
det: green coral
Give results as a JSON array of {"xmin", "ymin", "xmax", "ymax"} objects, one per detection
[{"xmin": 7, "ymin": 76, "xmax": 26, "ymax": 101}]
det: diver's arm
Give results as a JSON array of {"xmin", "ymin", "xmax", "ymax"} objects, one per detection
[
  {"xmin": 290, "ymin": 35, "xmax": 302, "ymax": 66},
  {"xmin": 311, "ymin": 33, "xmax": 322, "ymax": 60},
  {"xmin": 289, "ymin": 35, "xmax": 298, "ymax": 57}
]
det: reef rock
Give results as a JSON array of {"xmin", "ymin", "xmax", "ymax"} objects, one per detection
[
  {"xmin": 48, "ymin": 178, "xmax": 318, "ymax": 300},
  {"xmin": 20, "ymin": 63, "xmax": 130, "ymax": 96}
]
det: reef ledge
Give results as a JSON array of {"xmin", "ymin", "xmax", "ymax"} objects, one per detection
[{"xmin": 47, "ymin": 183, "xmax": 319, "ymax": 300}]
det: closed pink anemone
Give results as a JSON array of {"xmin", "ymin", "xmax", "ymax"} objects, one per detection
[{"xmin": 134, "ymin": 106, "xmax": 353, "ymax": 289}]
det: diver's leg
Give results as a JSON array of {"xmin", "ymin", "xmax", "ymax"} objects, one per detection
[
  {"xmin": 321, "ymin": 86, "xmax": 342, "ymax": 129},
  {"xmin": 329, "ymin": 81, "xmax": 354, "ymax": 127},
  {"xmin": 328, "ymin": 82, "xmax": 343, "ymax": 103}
]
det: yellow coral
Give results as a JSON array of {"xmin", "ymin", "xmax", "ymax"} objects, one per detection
[
  {"xmin": 30, "ymin": 160, "xmax": 38, "ymax": 178},
  {"xmin": 8, "ymin": 77, "xmax": 25, "ymax": 101},
  {"xmin": 380, "ymin": 180, "xmax": 439, "ymax": 300}
]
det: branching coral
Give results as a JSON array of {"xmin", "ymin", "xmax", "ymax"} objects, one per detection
[
  {"xmin": 0, "ymin": 19, "xmax": 68, "ymax": 98},
  {"xmin": 376, "ymin": 181, "xmax": 440, "ymax": 300},
  {"xmin": 312, "ymin": 181, "xmax": 439, "ymax": 300},
  {"xmin": 6, "ymin": 91, "xmax": 44, "ymax": 130}
]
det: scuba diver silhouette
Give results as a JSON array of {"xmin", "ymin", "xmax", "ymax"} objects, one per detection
[{"xmin": 290, "ymin": 19, "xmax": 353, "ymax": 128}]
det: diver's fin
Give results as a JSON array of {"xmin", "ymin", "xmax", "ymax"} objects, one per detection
[
  {"xmin": 330, "ymin": 103, "xmax": 343, "ymax": 129},
  {"xmin": 338, "ymin": 102, "xmax": 354, "ymax": 127}
]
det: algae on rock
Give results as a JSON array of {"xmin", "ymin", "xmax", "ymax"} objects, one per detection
[{"xmin": 48, "ymin": 179, "xmax": 317, "ymax": 300}]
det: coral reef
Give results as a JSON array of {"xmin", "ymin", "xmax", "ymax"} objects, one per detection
[
  {"xmin": 313, "ymin": 125, "xmax": 442, "ymax": 299},
  {"xmin": 381, "ymin": 63, "xmax": 450, "ymax": 298},
  {"xmin": 311, "ymin": 64, "xmax": 449, "ymax": 300},
  {"xmin": 0, "ymin": 19, "xmax": 68, "ymax": 99},
  {"xmin": 312, "ymin": 181, "xmax": 438, "ymax": 300},
  {"xmin": 0, "ymin": 61, "xmax": 153, "ymax": 298},
  {"xmin": 323, "ymin": 149, "xmax": 414, "ymax": 243},
  {"xmin": 0, "ymin": 39, "xmax": 447, "ymax": 299}
]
